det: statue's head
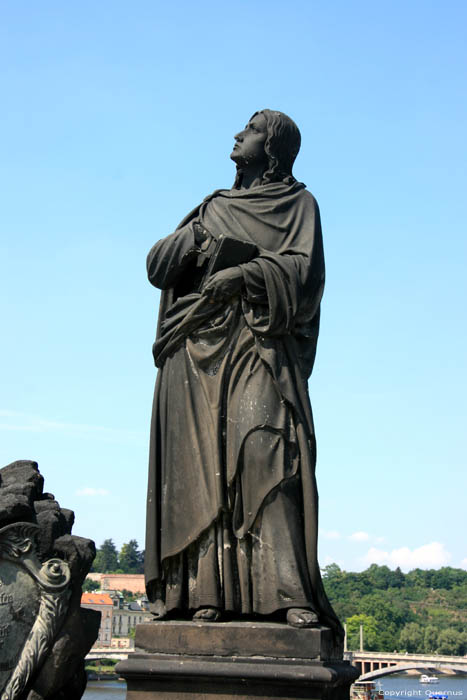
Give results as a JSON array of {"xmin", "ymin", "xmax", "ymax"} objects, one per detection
[{"xmin": 232, "ymin": 109, "xmax": 301, "ymax": 187}]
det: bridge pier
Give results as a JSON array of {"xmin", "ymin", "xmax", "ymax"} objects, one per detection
[{"xmin": 343, "ymin": 650, "xmax": 467, "ymax": 684}]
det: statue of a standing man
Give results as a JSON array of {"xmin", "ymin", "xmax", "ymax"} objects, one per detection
[{"xmin": 145, "ymin": 110, "xmax": 341, "ymax": 635}]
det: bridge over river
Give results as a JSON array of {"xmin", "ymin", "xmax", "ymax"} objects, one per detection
[{"xmin": 345, "ymin": 651, "xmax": 467, "ymax": 680}]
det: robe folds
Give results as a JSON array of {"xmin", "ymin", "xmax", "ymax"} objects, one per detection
[{"xmin": 145, "ymin": 180, "xmax": 342, "ymax": 635}]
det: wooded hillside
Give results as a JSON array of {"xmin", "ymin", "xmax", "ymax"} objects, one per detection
[{"xmin": 322, "ymin": 564, "xmax": 467, "ymax": 655}]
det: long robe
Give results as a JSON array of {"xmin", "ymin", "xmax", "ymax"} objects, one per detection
[{"xmin": 145, "ymin": 180, "xmax": 342, "ymax": 635}]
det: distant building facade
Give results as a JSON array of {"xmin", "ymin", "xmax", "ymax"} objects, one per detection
[
  {"xmin": 112, "ymin": 602, "xmax": 152, "ymax": 637},
  {"xmin": 81, "ymin": 584, "xmax": 151, "ymax": 646},
  {"xmin": 81, "ymin": 592, "xmax": 113, "ymax": 647},
  {"xmin": 110, "ymin": 637, "xmax": 133, "ymax": 649}
]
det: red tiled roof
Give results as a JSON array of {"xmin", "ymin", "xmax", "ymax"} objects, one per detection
[{"xmin": 81, "ymin": 592, "xmax": 113, "ymax": 606}]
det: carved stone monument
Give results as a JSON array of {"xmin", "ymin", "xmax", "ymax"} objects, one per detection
[
  {"xmin": 117, "ymin": 110, "xmax": 359, "ymax": 698},
  {"xmin": 0, "ymin": 460, "xmax": 100, "ymax": 700}
]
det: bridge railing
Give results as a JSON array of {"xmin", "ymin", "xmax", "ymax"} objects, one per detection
[{"xmin": 346, "ymin": 651, "xmax": 466, "ymax": 664}]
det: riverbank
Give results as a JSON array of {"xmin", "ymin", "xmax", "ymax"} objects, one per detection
[{"xmin": 82, "ymin": 673, "xmax": 467, "ymax": 699}]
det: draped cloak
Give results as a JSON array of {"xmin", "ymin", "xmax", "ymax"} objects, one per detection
[{"xmin": 145, "ymin": 180, "xmax": 342, "ymax": 635}]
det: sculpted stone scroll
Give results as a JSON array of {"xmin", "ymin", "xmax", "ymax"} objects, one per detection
[
  {"xmin": 0, "ymin": 460, "xmax": 100, "ymax": 700},
  {"xmin": 0, "ymin": 523, "xmax": 71, "ymax": 700}
]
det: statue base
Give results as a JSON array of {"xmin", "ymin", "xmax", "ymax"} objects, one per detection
[{"xmin": 116, "ymin": 621, "xmax": 359, "ymax": 700}]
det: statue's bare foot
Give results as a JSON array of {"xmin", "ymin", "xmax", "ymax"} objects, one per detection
[
  {"xmin": 286, "ymin": 608, "xmax": 319, "ymax": 628},
  {"xmin": 150, "ymin": 599, "xmax": 167, "ymax": 620},
  {"xmin": 193, "ymin": 607, "xmax": 221, "ymax": 622}
]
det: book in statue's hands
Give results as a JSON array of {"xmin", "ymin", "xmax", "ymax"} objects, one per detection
[{"xmin": 199, "ymin": 235, "xmax": 258, "ymax": 292}]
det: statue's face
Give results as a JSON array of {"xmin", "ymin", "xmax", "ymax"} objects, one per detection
[{"xmin": 231, "ymin": 113, "xmax": 268, "ymax": 167}]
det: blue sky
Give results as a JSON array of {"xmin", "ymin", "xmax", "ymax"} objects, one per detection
[{"xmin": 1, "ymin": 0, "xmax": 466, "ymax": 572}]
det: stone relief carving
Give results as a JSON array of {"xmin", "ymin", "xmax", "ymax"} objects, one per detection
[
  {"xmin": 0, "ymin": 522, "xmax": 71, "ymax": 700},
  {"xmin": 0, "ymin": 460, "xmax": 100, "ymax": 700}
]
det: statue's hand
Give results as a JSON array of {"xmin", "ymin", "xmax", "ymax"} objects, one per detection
[{"xmin": 203, "ymin": 267, "xmax": 243, "ymax": 301}]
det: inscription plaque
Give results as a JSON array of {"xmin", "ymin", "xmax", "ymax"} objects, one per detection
[{"xmin": 0, "ymin": 523, "xmax": 71, "ymax": 700}]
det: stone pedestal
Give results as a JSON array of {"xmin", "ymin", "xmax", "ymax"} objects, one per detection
[{"xmin": 116, "ymin": 621, "xmax": 359, "ymax": 700}]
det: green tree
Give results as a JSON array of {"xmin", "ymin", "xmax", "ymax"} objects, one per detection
[
  {"xmin": 389, "ymin": 567, "xmax": 405, "ymax": 588},
  {"xmin": 121, "ymin": 589, "xmax": 138, "ymax": 602},
  {"xmin": 364, "ymin": 564, "xmax": 394, "ymax": 590},
  {"xmin": 322, "ymin": 563, "xmax": 342, "ymax": 580},
  {"xmin": 82, "ymin": 578, "xmax": 100, "ymax": 592},
  {"xmin": 436, "ymin": 628, "xmax": 466, "ymax": 656},
  {"xmin": 93, "ymin": 539, "xmax": 119, "ymax": 573},
  {"xmin": 432, "ymin": 567, "xmax": 467, "ymax": 590},
  {"xmin": 318, "ymin": 563, "xmax": 467, "ymax": 653},
  {"xmin": 405, "ymin": 568, "xmax": 427, "ymax": 588},
  {"xmin": 399, "ymin": 623, "xmax": 424, "ymax": 653},
  {"xmin": 119, "ymin": 539, "xmax": 143, "ymax": 574},
  {"xmin": 424, "ymin": 625, "xmax": 439, "ymax": 653},
  {"xmin": 346, "ymin": 614, "xmax": 380, "ymax": 651}
]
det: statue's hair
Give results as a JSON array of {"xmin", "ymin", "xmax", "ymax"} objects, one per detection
[{"xmin": 234, "ymin": 109, "xmax": 301, "ymax": 188}]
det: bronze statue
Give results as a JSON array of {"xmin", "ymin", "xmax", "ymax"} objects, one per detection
[{"xmin": 145, "ymin": 110, "xmax": 341, "ymax": 633}]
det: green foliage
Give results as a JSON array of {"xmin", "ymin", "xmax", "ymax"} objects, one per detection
[
  {"xmin": 436, "ymin": 628, "xmax": 467, "ymax": 655},
  {"xmin": 424, "ymin": 625, "xmax": 439, "ymax": 653},
  {"xmin": 322, "ymin": 563, "xmax": 343, "ymax": 580},
  {"xmin": 91, "ymin": 538, "xmax": 144, "ymax": 574},
  {"xmin": 82, "ymin": 578, "xmax": 100, "ymax": 592},
  {"xmin": 364, "ymin": 564, "xmax": 404, "ymax": 589},
  {"xmin": 323, "ymin": 564, "xmax": 467, "ymax": 654},
  {"xmin": 346, "ymin": 614, "xmax": 380, "ymax": 651},
  {"xmin": 92, "ymin": 539, "xmax": 119, "ymax": 573},
  {"xmin": 405, "ymin": 567, "xmax": 467, "ymax": 590},
  {"xmin": 119, "ymin": 540, "xmax": 144, "ymax": 574},
  {"xmin": 399, "ymin": 622, "xmax": 424, "ymax": 652},
  {"xmin": 85, "ymin": 658, "xmax": 118, "ymax": 676}
]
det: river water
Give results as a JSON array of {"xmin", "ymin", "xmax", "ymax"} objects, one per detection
[
  {"xmin": 83, "ymin": 681, "xmax": 126, "ymax": 699},
  {"xmin": 83, "ymin": 674, "xmax": 467, "ymax": 698}
]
